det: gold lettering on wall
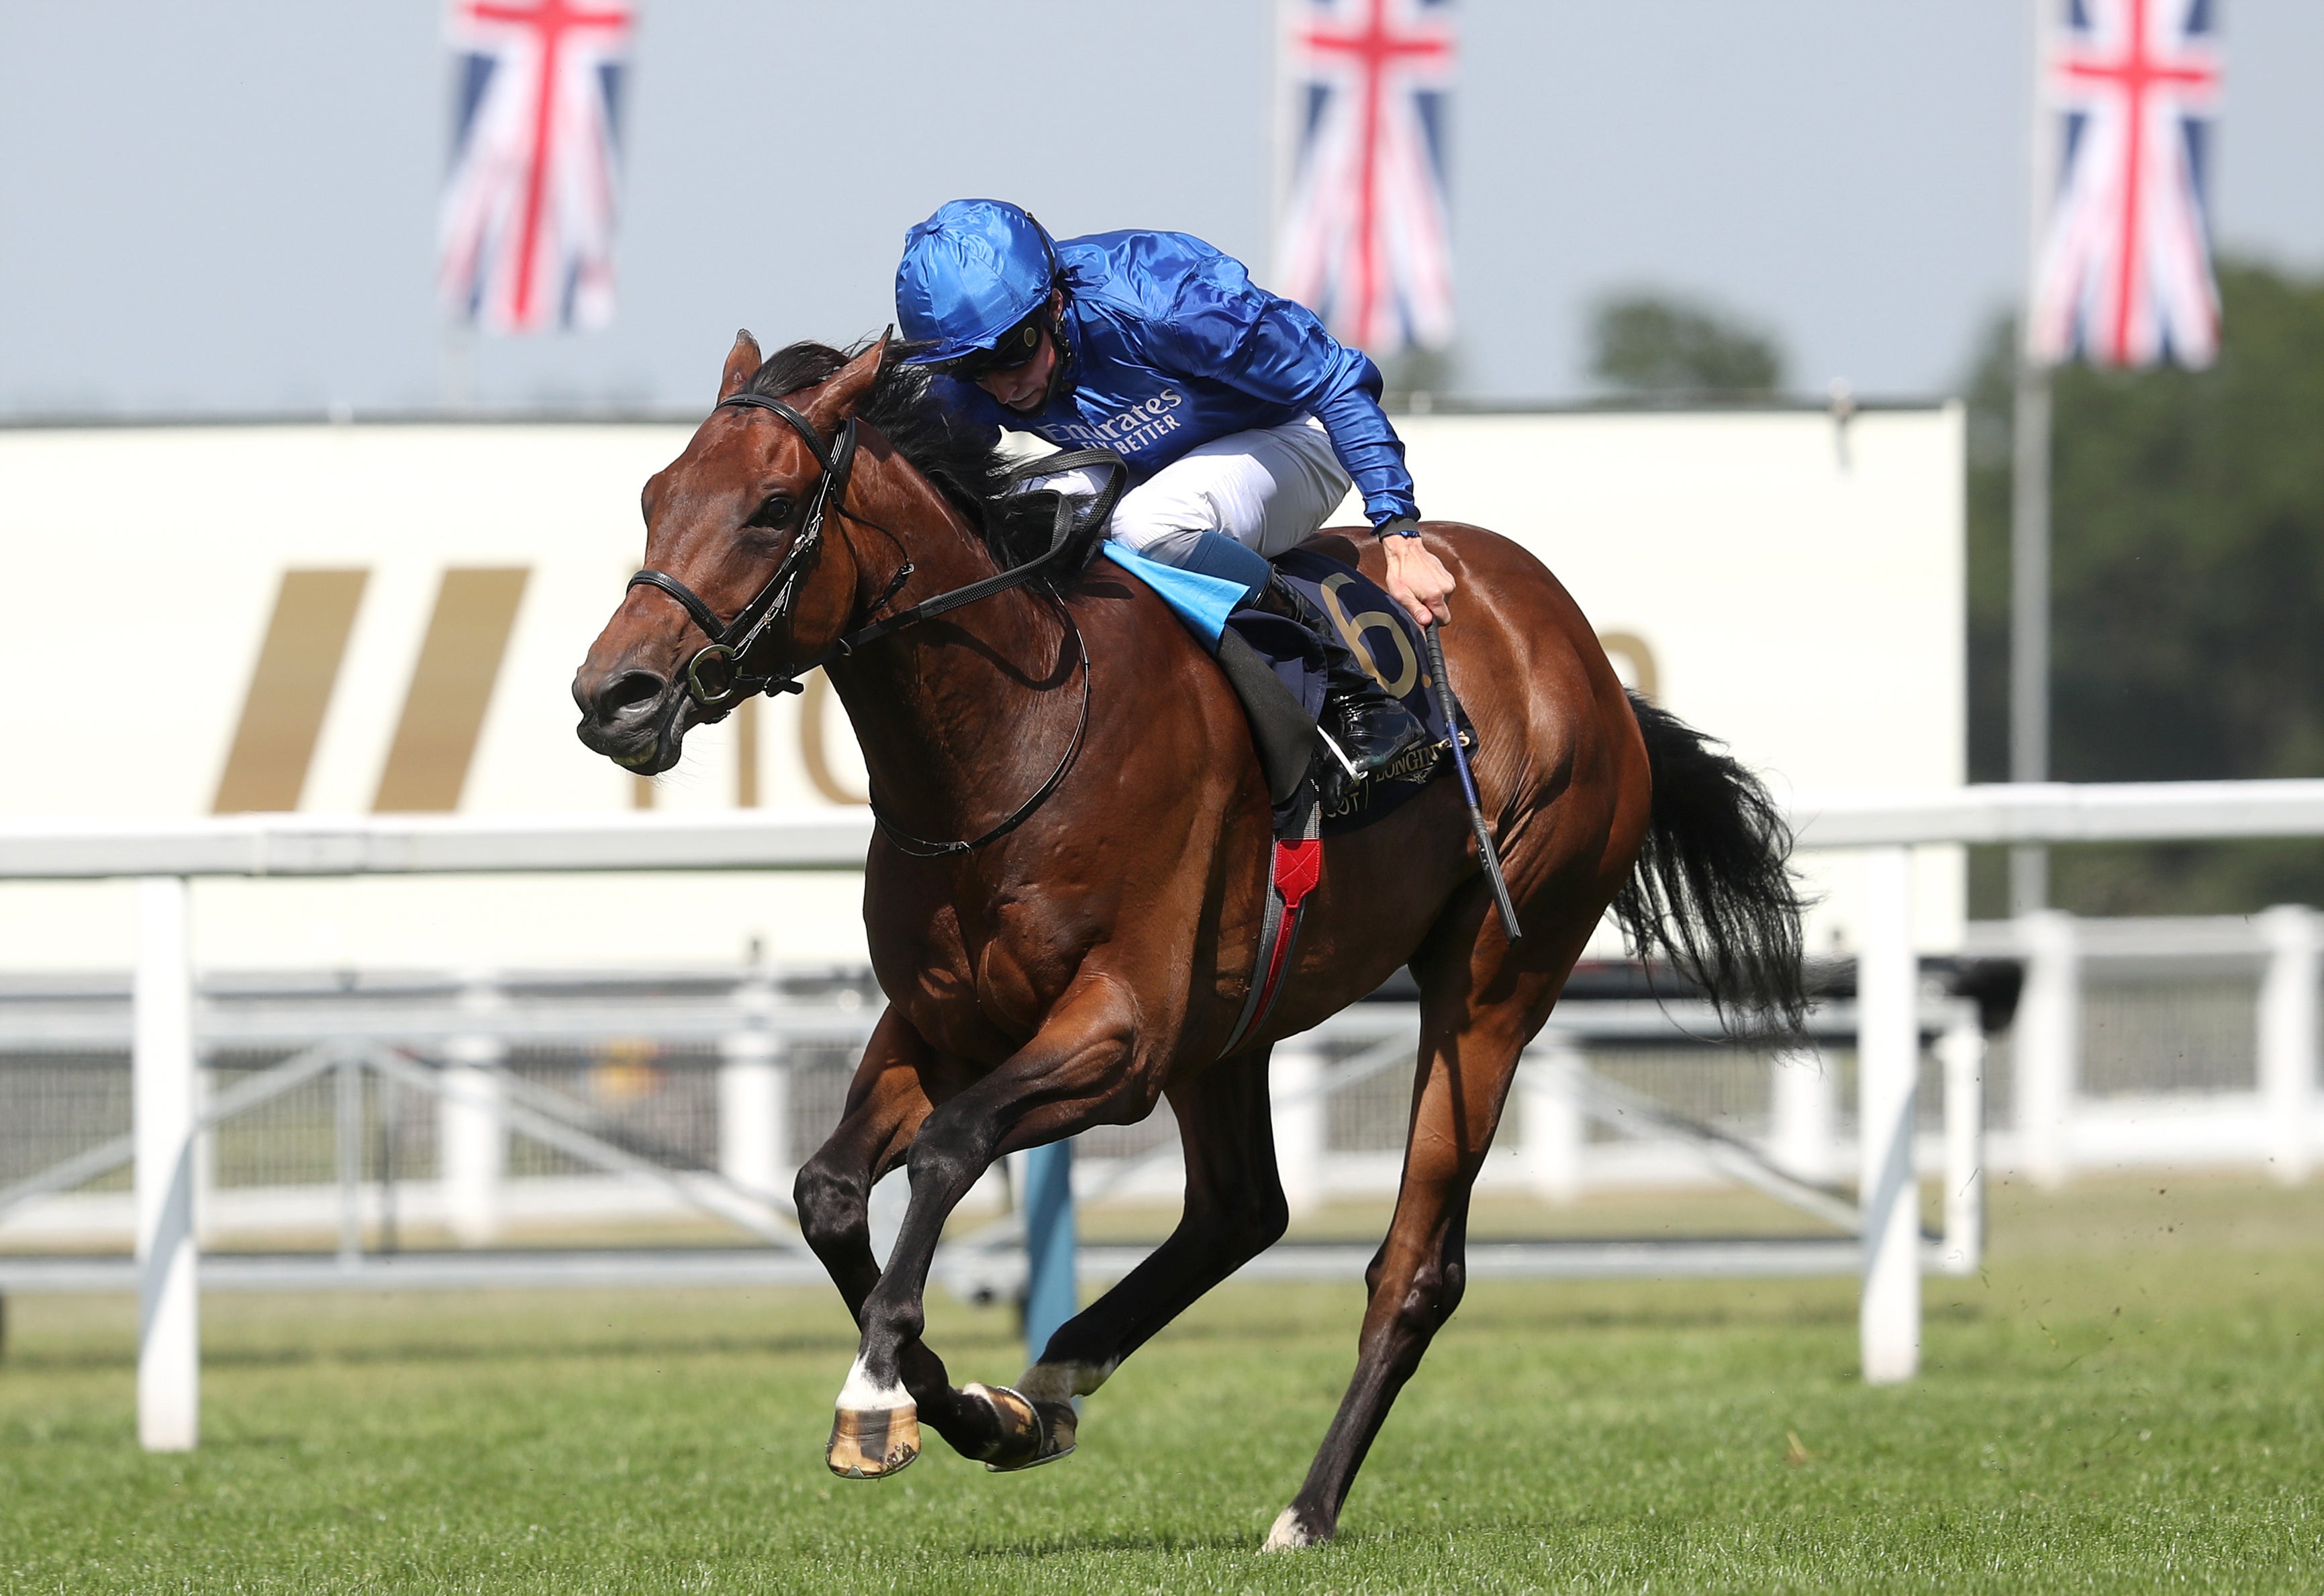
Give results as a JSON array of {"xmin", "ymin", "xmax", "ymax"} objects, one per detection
[
  {"xmin": 1597, "ymin": 631, "xmax": 1660, "ymax": 700},
  {"xmin": 212, "ymin": 568, "xmax": 369, "ymax": 813},
  {"xmin": 798, "ymin": 672, "xmax": 867, "ymax": 805},
  {"xmin": 373, "ymin": 567, "xmax": 530, "ymax": 813}
]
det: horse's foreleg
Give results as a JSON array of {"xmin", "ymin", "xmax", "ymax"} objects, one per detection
[
  {"xmin": 794, "ymin": 1010, "xmax": 932, "ymax": 1315},
  {"xmin": 1265, "ymin": 892, "xmax": 1586, "ymax": 1551},
  {"xmin": 1000, "ymin": 1046, "xmax": 1290, "ymax": 1436},
  {"xmin": 794, "ymin": 1011, "xmax": 1006, "ymax": 1470},
  {"xmin": 828, "ymin": 977, "xmax": 1146, "ymax": 1480}
]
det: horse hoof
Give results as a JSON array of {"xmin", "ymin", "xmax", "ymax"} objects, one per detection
[
  {"xmin": 826, "ymin": 1401, "xmax": 919, "ymax": 1479},
  {"xmin": 1261, "ymin": 1506, "xmax": 1328, "ymax": 1552},
  {"xmin": 962, "ymin": 1382, "xmax": 1043, "ymax": 1468},
  {"xmin": 971, "ymin": 1383, "xmax": 1077, "ymax": 1473}
]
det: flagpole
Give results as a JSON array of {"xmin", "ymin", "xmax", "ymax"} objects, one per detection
[{"xmin": 2009, "ymin": 0, "xmax": 2056, "ymax": 916}]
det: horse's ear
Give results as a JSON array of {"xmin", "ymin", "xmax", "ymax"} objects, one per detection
[
  {"xmin": 718, "ymin": 330, "xmax": 763, "ymax": 403},
  {"xmin": 806, "ymin": 330, "xmax": 890, "ymax": 429}
]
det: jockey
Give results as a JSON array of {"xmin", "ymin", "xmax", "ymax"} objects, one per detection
[{"xmin": 893, "ymin": 197, "xmax": 1458, "ymax": 789}]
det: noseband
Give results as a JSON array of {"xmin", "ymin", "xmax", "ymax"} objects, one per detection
[{"xmin": 628, "ymin": 392, "xmax": 861, "ymax": 713}]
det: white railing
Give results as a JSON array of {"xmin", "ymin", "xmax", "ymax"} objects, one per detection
[
  {"xmin": 0, "ymin": 979, "xmax": 1967, "ymax": 1232},
  {"xmin": 7, "ymin": 779, "xmax": 2324, "ymax": 1447},
  {"xmin": 1959, "ymin": 908, "xmax": 2323, "ymax": 1185},
  {"xmin": 1788, "ymin": 779, "xmax": 2324, "ymax": 846}
]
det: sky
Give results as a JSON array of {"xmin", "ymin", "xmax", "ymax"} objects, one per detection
[{"xmin": 2, "ymin": 0, "xmax": 2319, "ymax": 421}]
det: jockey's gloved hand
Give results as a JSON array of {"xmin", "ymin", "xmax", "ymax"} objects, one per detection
[{"xmin": 1375, "ymin": 522, "xmax": 1456, "ymax": 628}]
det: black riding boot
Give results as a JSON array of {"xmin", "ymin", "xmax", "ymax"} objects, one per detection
[{"xmin": 1257, "ymin": 575, "xmax": 1431, "ymax": 797}]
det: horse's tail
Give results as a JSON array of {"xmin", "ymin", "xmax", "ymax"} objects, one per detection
[{"xmin": 1611, "ymin": 691, "xmax": 1810, "ymax": 1038}]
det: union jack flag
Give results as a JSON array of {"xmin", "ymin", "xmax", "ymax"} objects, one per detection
[
  {"xmin": 2029, "ymin": 0, "xmax": 2223, "ymax": 368},
  {"xmin": 438, "ymin": 0, "xmax": 635, "ymax": 335},
  {"xmin": 1273, "ymin": 0, "xmax": 1455, "ymax": 356}
]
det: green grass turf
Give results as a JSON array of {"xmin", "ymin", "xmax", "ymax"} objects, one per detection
[{"xmin": 3, "ymin": 1176, "xmax": 2320, "ymax": 1593}]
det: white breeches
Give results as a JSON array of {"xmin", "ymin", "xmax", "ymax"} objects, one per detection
[{"xmin": 1012, "ymin": 415, "xmax": 1353, "ymax": 564}]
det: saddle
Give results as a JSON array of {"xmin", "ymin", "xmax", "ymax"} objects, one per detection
[
  {"xmin": 1072, "ymin": 506, "xmax": 1471, "ymax": 1056},
  {"xmin": 1214, "ymin": 545, "xmax": 1468, "ymax": 840},
  {"xmin": 1208, "ymin": 545, "xmax": 1471, "ymax": 1056}
]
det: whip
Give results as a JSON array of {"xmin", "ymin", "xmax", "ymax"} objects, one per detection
[{"xmin": 1424, "ymin": 623, "xmax": 1522, "ymax": 942}]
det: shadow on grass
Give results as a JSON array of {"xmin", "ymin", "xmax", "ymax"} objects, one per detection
[
  {"xmin": 6, "ymin": 1323, "xmax": 1026, "ymax": 1375},
  {"xmin": 961, "ymin": 1527, "xmax": 1270, "ymax": 1560},
  {"xmin": 953, "ymin": 1513, "xmax": 1584, "ymax": 1562}
]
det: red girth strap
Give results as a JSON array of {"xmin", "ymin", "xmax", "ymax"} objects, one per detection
[{"xmin": 1218, "ymin": 817, "xmax": 1322, "ymax": 1058}]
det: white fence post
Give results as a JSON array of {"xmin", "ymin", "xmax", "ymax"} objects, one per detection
[
  {"xmin": 439, "ymin": 972, "xmax": 506, "ymax": 1247},
  {"xmin": 335, "ymin": 1054, "xmax": 363, "ymax": 1268},
  {"xmin": 2258, "ymin": 904, "xmax": 2319, "ymax": 1186},
  {"xmin": 718, "ymin": 972, "xmax": 789, "ymax": 1204},
  {"xmin": 2015, "ymin": 910, "xmax": 2080, "ymax": 1189},
  {"xmin": 1857, "ymin": 845, "xmax": 1920, "ymax": 1385},
  {"xmin": 134, "ymin": 875, "xmax": 199, "ymax": 1452},
  {"xmin": 1271, "ymin": 1038, "xmax": 1328, "ymax": 1217},
  {"xmin": 1769, "ymin": 1046, "xmax": 1837, "ymax": 1183},
  {"xmin": 1519, "ymin": 1035, "xmax": 1586, "ymax": 1203},
  {"xmin": 1938, "ymin": 1005, "xmax": 1986, "ymax": 1275}
]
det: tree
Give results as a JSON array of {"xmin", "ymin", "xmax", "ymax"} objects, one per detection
[
  {"xmin": 1965, "ymin": 260, "xmax": 2324, "ymax": 913},
  {"xmin": 1590, "ymin": 292, "xmax": 1786, "ymax": 398},
  {"xmin": 1377, "ymin": 344, "xmax": 1459, "ymax": 410}
]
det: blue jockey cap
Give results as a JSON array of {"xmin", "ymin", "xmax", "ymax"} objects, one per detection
[{"xmin": 895, "ymin": 199, "xmax": 1059, "ymax": 366}]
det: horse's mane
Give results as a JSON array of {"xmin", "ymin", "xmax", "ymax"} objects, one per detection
[{"xmin": 744, "ymin": 338, "xmax": 1049, "ymax": 568}]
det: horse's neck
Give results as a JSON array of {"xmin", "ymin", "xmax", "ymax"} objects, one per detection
[{"xmin": 828, "ymin": 464, "xmax": 1068, "ymax": 836}]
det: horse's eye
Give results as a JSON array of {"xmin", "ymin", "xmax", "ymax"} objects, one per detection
[{"xmin": 746, "ymin": 494, "xmax": 794, "ymax": 530}]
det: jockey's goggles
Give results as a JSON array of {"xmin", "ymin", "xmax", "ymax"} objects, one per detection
[{"xmin": 946, "ymin": 315, "xmax": 1047, "ymax": 379}]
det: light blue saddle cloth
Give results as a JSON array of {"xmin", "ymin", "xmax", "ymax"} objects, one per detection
[{"xmin": 1098, "ymin": 542, "xmax": 1246, "ymax": 649}]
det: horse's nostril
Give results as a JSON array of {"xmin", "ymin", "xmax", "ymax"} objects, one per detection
[{"xmin": 596, "ymin": 670, "xmax": 667, "ymax": 721}]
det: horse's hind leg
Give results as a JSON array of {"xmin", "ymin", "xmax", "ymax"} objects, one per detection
[
  {"xmin": 1263, "ymin": 892, "xmax": 1596, "ymax": 1551},
  {"xmin": 991, "ymin": 1046, "xmax": 1290, "ymax": 1459}
]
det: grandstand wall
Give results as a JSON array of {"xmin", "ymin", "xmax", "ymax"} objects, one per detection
[{"xmin": 0, "ymin": 403, "xmax": 1964, "ymax": 969}]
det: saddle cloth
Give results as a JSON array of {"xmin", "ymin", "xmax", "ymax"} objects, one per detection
[{"xmin": 1100, "ymin": 542, "xmax": 1464, "ymax": 838}]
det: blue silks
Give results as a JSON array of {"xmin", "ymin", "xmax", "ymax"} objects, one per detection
[
  {"xmin": 910, "ymin": 216, "xmax": 1419, "ymax": 532},
  {"xmin": 895, "ymin": 199, "xmax": 1055, "ymax": 363},
  {"xmin": 1100, "ymin": 542, "xmax": 1249, "ymax": 648}
]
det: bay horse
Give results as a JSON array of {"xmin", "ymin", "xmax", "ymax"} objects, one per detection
[{"xmin": 573, "ymin": 333, "xmax": 1804, "ymax": 1550}]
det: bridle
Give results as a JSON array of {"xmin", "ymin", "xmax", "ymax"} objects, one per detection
[
  {"xmin": 627, "ymin": 392, "xmax": 866, "ymax": 712},
  {"xmin": 625, "ymin": 388, "xmax": 1127, "ymax": 856}
]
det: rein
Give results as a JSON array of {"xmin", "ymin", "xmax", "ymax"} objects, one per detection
[{"xmin": 626, "ymin": 389, "xmax": 1126, "ymax": 856}]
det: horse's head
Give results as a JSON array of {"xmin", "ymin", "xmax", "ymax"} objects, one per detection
[{"xmin": 573, "ymin": 332, "xmax": 887, "ymax": 775}]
